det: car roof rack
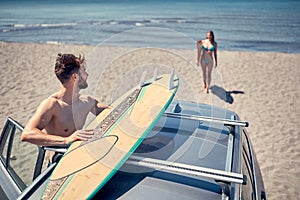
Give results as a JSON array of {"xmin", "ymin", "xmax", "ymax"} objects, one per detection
[
  {"xmin": 162, "ymin": 109, "xmax": 249, "ymax": 194},
  {"xmin": 127, "ymin": 156, "xmax": 247, "ymax": 185},
  {"xmin": 163, "ymin": 112, "xmax": 249, "ymax": 127},
  {"xmin": 164, "ymin": 109, "xmax": 248, "ymax": 172}
]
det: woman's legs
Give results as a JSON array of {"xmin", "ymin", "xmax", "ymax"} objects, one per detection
[
  {"xmin": 201, "ymin": 59, "xmax": 213, "ymax": 93},
  {"xmin": 206, "ymin": 61, "xmax": 213, "ymax": 93},
  {"xmin": 201, "ymin": 62, "xmax": 207, "ymax": 89}
]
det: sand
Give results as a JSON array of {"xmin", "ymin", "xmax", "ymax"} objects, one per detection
[{"xmin": 0, "ymin": 41, "xmax": 299, "ymax": 199}]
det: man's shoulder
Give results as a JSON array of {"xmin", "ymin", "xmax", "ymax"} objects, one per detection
[
  {"xmin": 79, "ymin": 94, "xmax": 96, "ymax": 103},
  {"xmin": 39, "ymin": 95, "xmax": 60, "ymax": 109}
]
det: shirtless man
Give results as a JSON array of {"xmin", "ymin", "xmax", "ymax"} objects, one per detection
[{"xmin": 21, "ymin": 53, "xmax": 110, "ymax": 147}]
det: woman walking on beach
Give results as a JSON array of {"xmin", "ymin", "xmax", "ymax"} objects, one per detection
[{"xmin": 196, "ymin": 30, "xmax": 218, "ymax": 93}]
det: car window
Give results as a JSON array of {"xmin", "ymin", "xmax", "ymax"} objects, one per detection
[
  {"xmin": 0, "ymin": 124, "xmax": 12, "ymax": 163},
  {"xmin": 9, "ymin": 128, "xmax": 39, "ymax": 187}
]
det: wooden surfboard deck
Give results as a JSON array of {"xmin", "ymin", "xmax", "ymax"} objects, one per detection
[{"xmin": 42, "ymin": 73, "xmax": 179, "ymax": 199}]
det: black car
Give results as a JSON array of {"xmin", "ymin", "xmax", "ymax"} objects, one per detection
[{"xmin": 0, "ymin": 100, "xmax": 266, "ymax": 200}]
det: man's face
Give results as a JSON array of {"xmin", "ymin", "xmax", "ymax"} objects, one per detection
[{"xmin": 77, "ymin": 66, "xmax": 88, "ymax": 89}]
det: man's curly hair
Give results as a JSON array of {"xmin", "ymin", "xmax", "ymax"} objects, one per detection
[{"xmin": 55, "ymin": 53, "xmax": 85, "ymax": 83}]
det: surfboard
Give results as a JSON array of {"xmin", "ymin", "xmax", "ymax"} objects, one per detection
[{"xmin": 42, "ymin": 72, "xmax": 179, "ymax": 199}]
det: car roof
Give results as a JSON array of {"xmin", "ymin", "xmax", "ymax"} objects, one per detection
[
  {"xmin": 93, "ymin": 100, "xmax": 241, "ymax": 199},
  {"xmin": 137, "ymin": 100, "xmax": 236, "ymax": 169}
]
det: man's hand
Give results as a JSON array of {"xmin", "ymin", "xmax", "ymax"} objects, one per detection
[{"xmin": 65, "ymin": 129, "xmax": 94, "ymax": 144}]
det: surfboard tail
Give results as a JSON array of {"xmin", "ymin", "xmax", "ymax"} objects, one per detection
[{"xmin": 169, "ymin": 68, "xmax": 176, "ymax": 90}]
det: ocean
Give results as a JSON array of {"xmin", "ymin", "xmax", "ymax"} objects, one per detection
[{"xmin": 0, "ymin": 0, "xmax": 299, "ymax": 53}]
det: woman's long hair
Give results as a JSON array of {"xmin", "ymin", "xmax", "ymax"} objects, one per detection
[{"xmin": 208, "ymin": 30, "xmax": 216, "ymax": 45}]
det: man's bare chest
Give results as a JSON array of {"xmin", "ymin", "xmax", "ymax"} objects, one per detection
[{"xmin": 51, "ymin": 102, "xmax": 91, "ymax": 134}]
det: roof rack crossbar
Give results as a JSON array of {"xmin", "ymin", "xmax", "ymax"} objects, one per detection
[
  {"xmin": 163, "ymin": 112, "xmax": 249, "ymax": 127},
  {"xmin": 43, "ymin": 146, "xmax": 68, "ymax": 154},
  {"xmin": 127, "ymin": 156, "xmax": 246, "ymax": 185}
]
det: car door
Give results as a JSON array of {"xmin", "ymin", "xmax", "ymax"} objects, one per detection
[{"xmin": 0, "ymin": 118, "xmax": 39, "ymax": 199}]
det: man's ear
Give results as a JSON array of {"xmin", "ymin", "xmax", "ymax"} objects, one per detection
[{"xmin": 71, "ymin": 73, "xmax": 77, "ymax": 81}]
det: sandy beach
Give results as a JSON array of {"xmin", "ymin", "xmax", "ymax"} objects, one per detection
[{"xmin": 0, "ymin": 41, "xmax": 299, "ymax": 199}]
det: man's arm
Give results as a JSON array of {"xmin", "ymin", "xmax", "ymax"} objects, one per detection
[
  {"xmin": 90, "ymin": 98, "xmax": 111, "ymax": 116},
  {"xmin": 21, "ymin": 98, "xmax": 93, "ymax": 146}
]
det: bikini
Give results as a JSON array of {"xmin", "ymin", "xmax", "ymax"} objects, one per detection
[
  {"xmin": 202, "ymin": 44, "xmax": 215, "ymax": 52},
  {"xmin": 202, "ymin": 44, "xmax": 215, "ymax": 64}
]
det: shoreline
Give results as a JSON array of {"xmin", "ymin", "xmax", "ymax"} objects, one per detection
[
  {"xmin": 0, "ymin": 41, "xmax": 299, "ymax": 199},
  {"xmin": 2, "ymin": 40, "xmax": 300, "ymax": 55}
]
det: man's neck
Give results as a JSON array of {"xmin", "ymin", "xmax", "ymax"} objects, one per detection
[{"xmin": 58, "ymin": 86, "xmax": 80, "ymax": 105}]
